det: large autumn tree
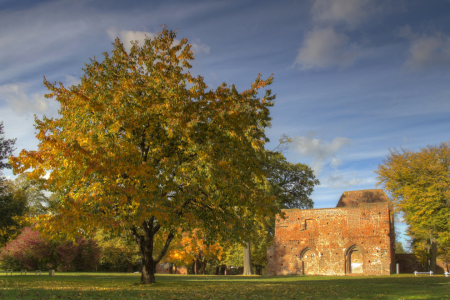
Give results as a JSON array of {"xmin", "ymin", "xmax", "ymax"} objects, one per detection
[
  {"xmin": 10, "ymin": 28, "xmax": 278, "ymax": 283},
  {"xmin": 376, "ymin": 142, "xmax": 450, "ymax": 272}
]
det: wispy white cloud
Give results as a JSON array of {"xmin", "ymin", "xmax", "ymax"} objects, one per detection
[
  {"xmin": 398, "ymin": 25, "xmax": 450, "ymax": 70},
  {"xmin": 107, "ymin": 28, "xmax": 210, "ymax": 55},
  {"xmin": 0, "ymin": 83, "xmax": 49, "ymax": 115},
  {"xmin": 294, "ymin": 0, "xmax": 383, "ymax": 70},
  {"xmin": 330, "ymin": 157, "xmax": 342, "ymax": 168},
  {"xmin": 291, "ymin": 131, "xmax": 352, "ymax": 175},
  {"xmin": 295, "ymin": 27, "xmax": 360, "ymax": 69},
  {"xmin": 65, "ymin": 75, "xmax": 81, "ymax": 88},
  {"xmin": 326, "ymin": 171, "xmax": 362, "ymax": 188},
  {"xmin": 107, "ymin": 29, "xmax": 156, "ymax": 53},
  {"xmin": 190, "ymin": 41, "xmax": 211, "ymax": 56},
  {"xmin": 0, "ymin": 0, "xmax": 222, "ymax": 84},
  {"xmin": 311, "ymin": 0, "xmax": 377, "ymax": 28}
]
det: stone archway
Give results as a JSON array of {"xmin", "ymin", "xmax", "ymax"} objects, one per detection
[
  {"xmin": 345, "ymin": 245, "xmax": 364, "ymax": 274},
  {"xmin": 300, "ymin": 247, "xmax": 319, "ymax": 275}
]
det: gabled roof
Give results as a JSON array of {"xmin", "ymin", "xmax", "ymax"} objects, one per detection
[{"xmin": 336, "ymin": 189, "xmax": 389, "ymax": 208}]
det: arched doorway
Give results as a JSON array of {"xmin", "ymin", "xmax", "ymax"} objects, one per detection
[
  {"xmin": 300, "ymin": 248, "xmax": 318, "ymax": 275},
  {"xmin": 346, "ymin": 245, "xmax": 363, "ymax": 274}
]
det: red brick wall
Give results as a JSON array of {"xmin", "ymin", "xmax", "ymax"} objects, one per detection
[{"xmin": 267, "ymin": 202, "xmax": 394, "ymax": 276}]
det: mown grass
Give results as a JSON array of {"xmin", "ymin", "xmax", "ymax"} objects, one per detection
[{"xmin": 0, "ymin": 272, "xmax": 448, "ymax": 300}]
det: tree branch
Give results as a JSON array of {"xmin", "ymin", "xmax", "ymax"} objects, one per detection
[{"xmin": 153, "ymin": 230, "xmax": 175, "ymax": 264}]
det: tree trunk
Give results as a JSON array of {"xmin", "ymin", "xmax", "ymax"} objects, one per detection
[
  {"xmin": 194, "ymin": 258, "xmax": 199, "ymax": 274},
  {"xmin": 130, "ymin": 217, "xmax": 174, "ymax": 284},
  {"xmin": 188, "ymin": 262, "xmax": 195, "ymax": 274},
  {"xmin": 220, "ymin": 265, "xmax": 226, "ymax": 275},
  {"xmin": 430, "ymin": 236, "xmax": 437, "ymax": 273},
  {"xmin": 194, "ymin": 256, "xmax": 207, "ymax": 274},
  {"xmin": 141, "ymin": 263, "xmax": 156, "ymax": 283},
  {"xmin": 255, "ymin": 265, "xmax": 262, "ymax": 275},
  {"xmin": 243, "ymin": 241, "xmax": 252, "ymax": 275},
  {"xmin": 127, "ymin": 261, "xmax": 133, "ymax": 273}
]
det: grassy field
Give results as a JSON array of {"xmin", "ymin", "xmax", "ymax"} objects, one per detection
[{"xmin": 0, "ymin": 272, "xmax": 448, "ymax": 300}]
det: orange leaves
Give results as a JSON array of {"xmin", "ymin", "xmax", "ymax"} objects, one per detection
[{"xmin": 167, "ymin": 228, "xmax": 223, "ymax": 266}]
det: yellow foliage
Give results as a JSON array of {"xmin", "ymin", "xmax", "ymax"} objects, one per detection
[
  {"xmin": 376, "ymin": 141, "xmax": 450, "ymax": 247},
  {"xmin": 8, "ymin": 27, "xmax": 279, "ymax": 283},
  {"xmin": 167, "ymin": 229, "xmax": 223, "ymax": 266}
]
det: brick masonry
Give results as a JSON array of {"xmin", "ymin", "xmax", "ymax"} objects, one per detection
[{"xmin": 267, "ymin": 189, "xmax": 395, "ymax": 276}]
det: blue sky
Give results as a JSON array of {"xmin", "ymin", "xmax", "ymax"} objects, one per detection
[{"xmin": 1, "ymin": 0, "xmax": 450, "ymax": 248}]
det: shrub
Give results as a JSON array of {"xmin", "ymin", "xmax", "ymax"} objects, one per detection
[{"xmin": 0, "ymin": 227, "xmax": 100, "ymax": 271}]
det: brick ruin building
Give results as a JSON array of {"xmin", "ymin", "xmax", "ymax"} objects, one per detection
[{"xmin": 267, "ymin": 189, "xmax": 396, "ymax": 276}]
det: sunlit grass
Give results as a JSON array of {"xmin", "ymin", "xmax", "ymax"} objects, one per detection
[{"xmin": 0, "ymin": 272, "xmax": 449, "ymax": 299}]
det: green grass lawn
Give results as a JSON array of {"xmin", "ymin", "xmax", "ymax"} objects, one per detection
[{"xmin": 0, "ymin": 272, "xmax": 448, "ymax": 300}]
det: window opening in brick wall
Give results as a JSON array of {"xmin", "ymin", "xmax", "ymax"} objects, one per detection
[
  {"xmin": 346, "ymin": 244, "xmax": 364, "ymax": 275},
  {"xmin": 300, "ymin": 247, "xmax": 317, "ymax": 275},
  {"xmin": 350, "ymin": 250, "xmax": 363, "ymax": 274},
  {"xmin": 305, "ymin": 219, "xmax": 313, "ymax": 230}
]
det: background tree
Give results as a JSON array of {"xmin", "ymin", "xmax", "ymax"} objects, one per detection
[
  {"xmin": 376, "ymin": 142, "xmax": 450, "ymax": 272},
  {"xmin": 222, "ymin": 220, "xmax": 272, "ymax": 275},
  {"xmin": 0, "ymin": 173, "xmax": 52, "ymax": 247},
  {"xmin": 0, "ymin": 121, "xmax": 16, "ymax": 173},
  {"xmin": 0, "ymin": 124, "xmax": 50, "ymax": 247},
  {"xmin": 265, "ymin": 135, "xmax": 318, "ymax": 211},
  {"xmin": 242, "ymin": 136, "xmax": 319, "ymax": 275},
  {"xmin": 12, "ymin": 172, "xmax": 51, "ymax": 217},
  {"xmin": 0, "ymin": 121, "xmax": 24, "ymax": 247},
  {"xmin": 222, "ymin": 242, "xmax": 243, "ymax": 268},
  {"xmin": 395, "ymin": 241, "xmax": 405, "ymax": 254},
  {"xmin": 0, "ymin": 180, "xmax": 28, "ymax": 247},
  {"xmin": 10, "ymin": 28, "xmax": 278, "ymax": 284},
  {"xmin": 167, "ymin": 228, "xmax": 222, "ymax": 274},
  {"xmin": 94, "ymin": 229, "xmax": 140, "ymax": 272}
]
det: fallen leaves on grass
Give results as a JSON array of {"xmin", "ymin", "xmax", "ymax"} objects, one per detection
[{"xmin": 0, "ymin": 273, "xmax": 449, "ymax": 299}]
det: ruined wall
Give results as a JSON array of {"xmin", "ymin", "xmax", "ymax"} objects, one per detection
[{"xmin": 267, "ymin": 202, "xmax": 394, "ymax": 276}]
